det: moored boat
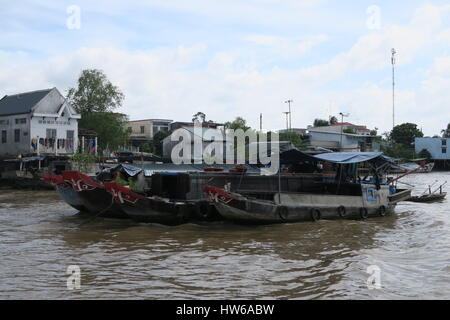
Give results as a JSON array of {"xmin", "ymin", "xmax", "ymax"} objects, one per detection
[
  {"xmin": 203, "ymin": 152, "xmax": 412, "ymax": 225},
  {"xmin": 61, "ymin": 171, "xmax": 128, "ymax": 219},
  {"xmin": 204, "ymin": 183, "xmax": 408, "ymax": 224},
  {"xmin": 42, "ymin": 173, "xmax": 88, "ymax": 212},
  {"xmin": 104, "ymin": 181, "xmax": 219, "ymax": 225},
  {"xmin": 406, "ymin": 193, "xmax": 447, "ymax": 203}
]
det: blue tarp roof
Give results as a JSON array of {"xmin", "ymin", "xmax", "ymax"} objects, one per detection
[{"xmin": 313, "ymin": 152, "xmax": 385, "ymax": 164}]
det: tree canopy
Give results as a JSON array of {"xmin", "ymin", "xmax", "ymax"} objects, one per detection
[
  {"xmin": 389, "ymin": 123, "xmax": 424, "ymax": 146},
  {"xmin": 418, "ymin": 148, "xmax": 432, "ymax": 160},
  {"xmin": 67, "ymin": 69, "xmax": 124, "ymax": 115},
  {"xmin": 313, "ymin": 119, "xmax": 330, "ymax": 127},
  {"xmin": 153, "ymin": 130, "xmax": 171, "ymax": 156},
  {"xmin": 224, "ymin": 117, "xmax": 251, "ymax": 131},
  {"xmin": 67, "ymin": 69, "xmax": 129, "ymax": 151},
  {"xmin": 442, "ymin": 123, "xmax": 450, "ymax": 138},
  {"xmin": 329, "ymin": 116, "xmax": 338, "ymax": 125}
]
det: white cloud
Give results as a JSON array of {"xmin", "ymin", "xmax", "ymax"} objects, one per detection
[{"xmin": 2, "ymin": 2, "xmax": 450, "ymax": 137}]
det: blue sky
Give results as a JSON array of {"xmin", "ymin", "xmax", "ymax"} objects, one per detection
[{"xmin": 1, "ymin": 0, "xmax": 450, "ymax": 135}]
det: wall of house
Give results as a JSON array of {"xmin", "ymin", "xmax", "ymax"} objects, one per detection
[
  {"xmin": 309, "ymin": 131, "xmax": 360, "ymax": 151},
  {"xmin": 415, "ymin": 138, "xmax": 450, "ymax": 160},
  {"xmin": 30, "ymin": 110, "xmax": 78, "ymax": 155},
  {"xmin": 0, "ymin": 114, "xmax": 31, "ymax": 156},
  {"xmin": 128, "ymin": 120, "xmax": 172, "ymax": 141},
  {"xmin": 128, "ymin": 120, "xmax": 152, "ymax": 140}
]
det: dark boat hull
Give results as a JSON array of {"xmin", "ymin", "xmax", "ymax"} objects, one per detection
[
  {"xmin": 56, "ymin": 183, "xmax": 89, "ymax": 212},
  {"xmin": 213, "ymin": 199, "xmax": 395, "ymax": 225},
  {"xmin": 61, "ymin": 171, "xmax": 128, "ymax": 219},
  {"xmin": 205, "ymin": 185, "xmax": 397, "ymax": 225},
  {"xmin": 406, "ymin": 192, "xmax": 447, "ymax": 203},
  {"xmin": 104, "ymin": 182, "xmax": 221, "ymax": 225}
]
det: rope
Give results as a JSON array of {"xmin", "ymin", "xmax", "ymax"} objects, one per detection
[{"xmin": 79, "ymin": 198, "xmax": 115, "ymax": 226}]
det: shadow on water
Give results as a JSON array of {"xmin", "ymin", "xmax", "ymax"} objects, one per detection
[{"xmin": 56, "ymin": 208, "xmax": 399, "ymax": 299}]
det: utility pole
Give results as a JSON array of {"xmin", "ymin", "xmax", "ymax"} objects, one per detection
[
  {"xmin": 285, "ymin": 100, "xmax": 293, "ymax": 131},
  {"xmin": 260, "ymin": 113, "xmax": 263, "ymax": 131},
  {"xmin": 391, "ymin": 48, "xmax": 396, "ymax": 130},
  {"xmin": 283, "ymin": 112, "xmax": 289, "ymax": 133},
  {"xmin": 339, "ymin": 112, "xmax": 349, "ymax": 151}
]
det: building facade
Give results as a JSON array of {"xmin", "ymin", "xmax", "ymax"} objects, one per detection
[
  {"xmin": 127, "ymin": 119, "xmax": 172, "ymax": 147},
  {"xmin": 415, "ymin": 138, "xmax": 450, "ymax": 160},
  {"xmin": 0, "ymin": 88, "xmax": 80, "ymax": 156},
  {"xmin": 308, "ymin": 129, "xmax": 379, "ymax": 152}
]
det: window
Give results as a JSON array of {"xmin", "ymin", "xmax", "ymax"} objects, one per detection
[
  {"xmin": 1, "ymin": 130, "xmax": 6, "ymax": 143},
  {"xmin": 140, "ymin": 126, "xmax": 145, "ymax": 134},
  {"xmin": 443, "ymin": 139, "xmax": 447, "ymax": 146},
  {"xmin": 0, "ymin": 120, "xmax": 9, "ymax": 125},
  {"xmin": 46, "ymin": 129, "xmax": 57, "ymax": 139},
  {"xmin": 366, "ymin": 188, "xmax": 377, "ymax": 201},
  {"xmin": 14, "ymin": 129, "xmax": 20, "ymax": 143},
  {"xmin": 443, "ymin": 148, "xmax": 447, "ymax": 154},
  {"xmin": 15, "ymin": 118, "xmax": 26, "ymax": 124}
]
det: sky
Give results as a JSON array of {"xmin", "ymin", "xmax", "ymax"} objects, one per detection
[{"xmin": 1, "ymin": 0, "xmax": 450, "ymax": 136}]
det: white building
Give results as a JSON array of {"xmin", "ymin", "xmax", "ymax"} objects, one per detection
[
  {"xmin": 0, "ymin": 88, "xmax": 81, "ymax": 156},
  {"xmin": 308, "ymin": 128, "xmax": 379, "ymax": 152}
]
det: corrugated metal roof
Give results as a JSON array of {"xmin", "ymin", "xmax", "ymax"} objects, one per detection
[{"xmin": 0, "ymin": 89, "xmax": 52, "ymax": 116}]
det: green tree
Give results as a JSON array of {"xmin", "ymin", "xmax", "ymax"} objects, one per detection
[
  {"xmin": 140, "ymin": 142, "xmax": 154, "ymax": 153},
  {"xmin": 67, "ymin": 69, "xmax": 124, "ymax": 114},
  {"xmin": 343, "ymin": 128, "xmax": 356, "ymax": 134},
  {"xmin": 313, "ymin": 119, "xmax": 330, "ymax": 127},
  {"xmin": 67, "ymin": 69, "xmax": 129, "ymax": 151},
  {"xmin": 279, "ymin": 132, "xmax": 307, "ymax": 149},
  {"xmin": 441, "ymin": 123, "xmax": 450, "ymax": 138},
  {"xmin": 224, "ymin": 117, "xmax": 251, "ymax": 131},
  {"xmin": 192, "ymin": 112, "xmax": 206, "ymax": 123},
  {"xmin": 329, "ymin": 116, "xmax": 338, "ymax": 125},
  {"xmin": 389, "ymin": 123, "xmax": 424, "ymax": 146},
  {"xmin": 153, "ymin": 130, "xmax": 171, "ymax": 156},
  {"xmin": 72, "ymin": 152, "xmax": 96, "ymax": 173},
  {"xmin": 418, "ymin": 148, "xmax": 432, "ymax": 160}
]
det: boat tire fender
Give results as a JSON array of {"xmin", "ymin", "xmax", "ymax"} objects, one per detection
[
  {"xmin": 175, "ymin": 205, "xmax": 188, "ymax": 222},
  {"xmin": 195, "ymin": 202, "xmax": 211, "ymax": 219},
  {"xmin": 337, "ymin": 206, "xmax": 347, "ymax": 218},
  {"xmin": 360, "ymin": 207, "xmax": 369, "ymax": 219},
  {"xmin": 311, "ymin": 208, "xmax": 321, "ymax": 222},
  {"xmin": 278, "ymin": 206, "xmax": 289, "ymax": 221},
  {"xmin": 379, "ymin": 205, "xmax": 387, "ymax": 217}
]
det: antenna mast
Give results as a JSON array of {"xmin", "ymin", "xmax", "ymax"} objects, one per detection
[{"xmin": 391, "ymin": 48, "xmax": 396, "ymax": 130}]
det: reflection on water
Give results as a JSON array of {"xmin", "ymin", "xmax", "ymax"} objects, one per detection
[{"xmin": 1, "ymin": 172, "xmax": 450, "ymax": 299}]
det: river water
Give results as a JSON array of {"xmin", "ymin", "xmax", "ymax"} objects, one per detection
[{"xmin": 1, "ymin": 172, "xmax": 449, "ymax": 300}]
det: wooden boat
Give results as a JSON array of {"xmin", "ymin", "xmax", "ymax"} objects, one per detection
[
  {"xmin": 204, "ymin": 182, "xmax": 410, "ymax": 225},
  {"xmin": 104, "ymin": 182, "xmax": 219, "ymax": 225},
  {"xmin": 60, "ymin": 171, "xmax": 129, "ymax": 219},
  {"xmin": 406, "ymin": 192, "xmax": 447, "ymax": 203},
  {"xmin": 42, "ymin": 174, "xmax": 88, "ymax": 212},
  {"xmin": 388, "ymin": 188, "xmax": 412, "ymax": 204},
  {"xmin": 203, "ymin": 152, "xmax": 413, "ymax": 225}
]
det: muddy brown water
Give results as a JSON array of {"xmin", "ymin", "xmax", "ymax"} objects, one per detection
[{"xmin": 1, "ymin": 172, "xmax": 449, "ymax": 299}]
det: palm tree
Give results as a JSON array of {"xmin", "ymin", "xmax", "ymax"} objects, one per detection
[{"xmin": 442, "ymin": 123, "xmax": 450, "ymax": 138}]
